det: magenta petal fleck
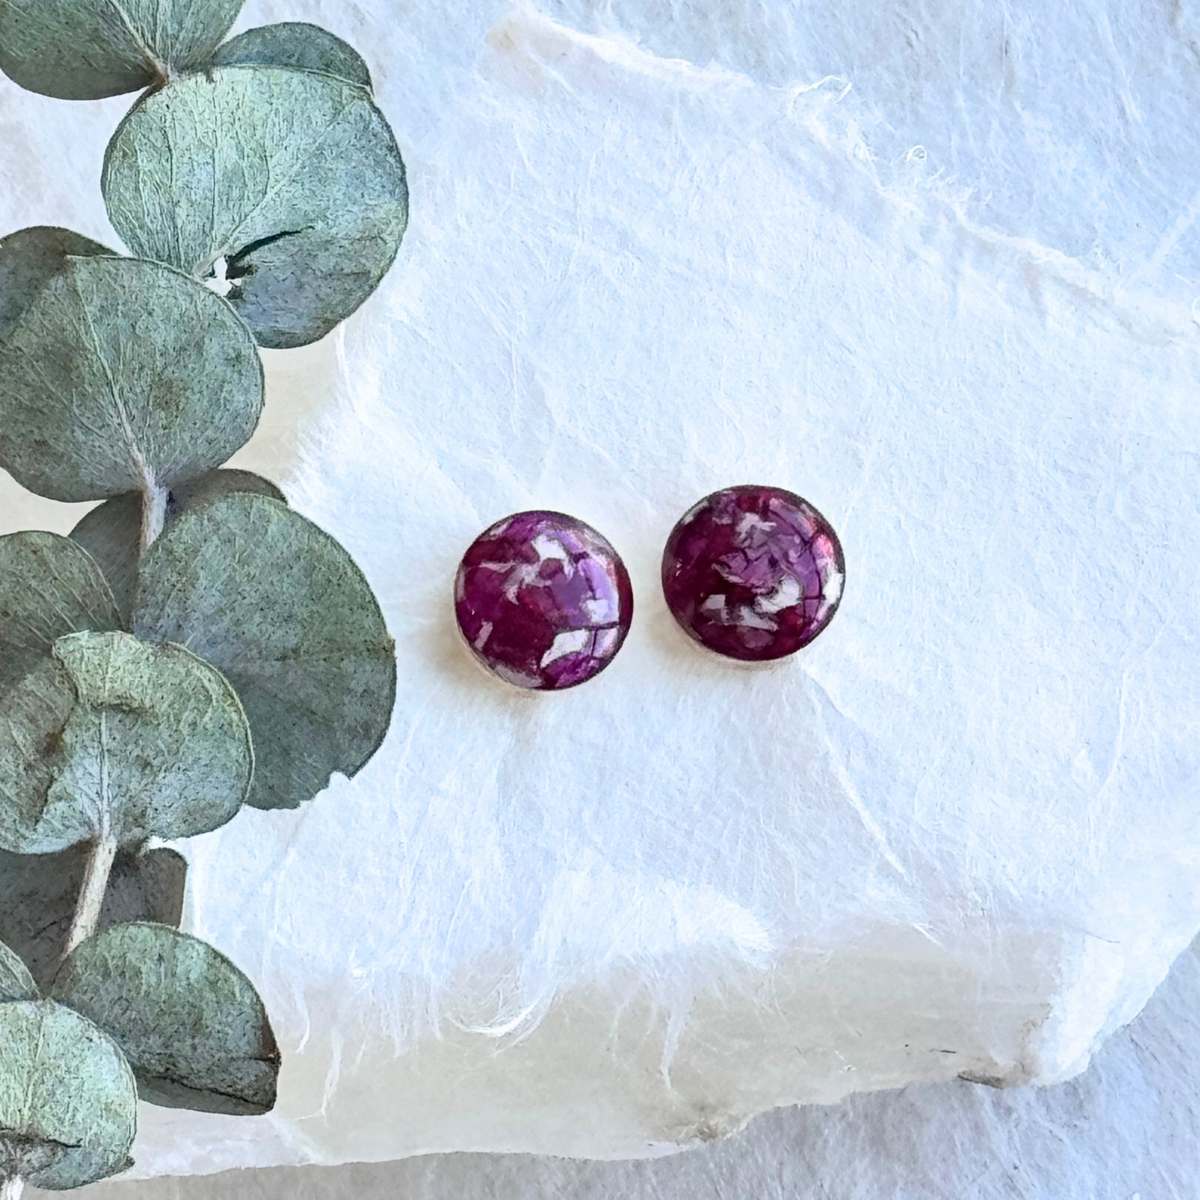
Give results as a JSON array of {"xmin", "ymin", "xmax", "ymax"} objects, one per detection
[
  {"xmin": 662, "ymin": 486, "xmax": 845, "ymax": 662},
  {"xmin": 454, "ymin": 511, "xmax": 634, "ymax": 690}
]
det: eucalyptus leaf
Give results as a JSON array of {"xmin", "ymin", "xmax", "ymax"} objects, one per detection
[
  {"xmin": 0, "ymin": 0, "xmax": 244, "ymax": 100},
  {"xmin": 0, "ymin": 532, "xmax": 120, "ymax": 696},
  {"xmin": 0, "ymin": 847, "xmax": 186, "ymax": 992},
  {"xmin": 0, "ymin": 941, "xmax": 35, "ymax": 1002},
  {"xmin": 0, "ymin": 631, "xmax": 253, "ymax": 854},
  {"xmin": 0, "ymin": 229, "xmax": 264, "ymax": 503},
  {"xmin": 103, "ymin": 64, "xmax": 408, "ymax": 348},
  {"xmin": 71, "ymin": 470, "xmax": 287, "ymax": 623},
  {"xmin": 0, "ymin": 226, "xmax": 111, "ymax": 342},
  {"xmin": 54, "ymin": 922, "xmax": 279, "ymax": 1116},
  {"xmin": 0, "ymin": 1000, "xmax": 137, "ymax": 1189},
  {"xmin": 133, "ymin": 494, "xmax": 395, "ymax": 809},
  {"xmin": 213, "ymin": 22, "xmax": 372, "ymax": 88}
]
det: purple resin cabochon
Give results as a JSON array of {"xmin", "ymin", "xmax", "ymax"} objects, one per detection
[
  {"xmin": 662, "ymin": 485, "xmax": 845, "ymax": 662},
  {"xmin": 454, "ymin": 511, "xmax": 634, "ymax": 690}
]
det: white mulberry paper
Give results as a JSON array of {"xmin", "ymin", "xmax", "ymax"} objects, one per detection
[{"xmin": 2, "ymin": 0, "xmax": 1199, "ymax": 1182}]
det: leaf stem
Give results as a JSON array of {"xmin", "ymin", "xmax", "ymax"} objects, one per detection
[
  {"xmin": 141, "ymin": 481, "xmax": 169, "ymax": 554},
  {"xmin": 66, "ymin": 824, "xmax": 118, "ymax": 958},
  {"xmin": 2, "ymin": 1176, "xmax": 25, "ymax": 1200}
]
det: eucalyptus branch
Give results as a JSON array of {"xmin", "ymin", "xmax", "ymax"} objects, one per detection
[
  {"xmin": 0, "ymin": 6, "xmax": 402, "ymax": 1190},
  {"xmin": 64, "ymin": 819, "xmax": 117, "ymax": 958},
  {"xmin": 140, "ymin": 481, "xmax": 169, "ymax": 554}
]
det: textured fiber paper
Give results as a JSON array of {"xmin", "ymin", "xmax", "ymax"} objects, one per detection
[
  {"xmin": 2, "ymin": 0, "xmax": 1199, "ymax": 1181},
  {"xmin": 87, "ymin": 935, "xmax": 1200, "ymax": 1197}
]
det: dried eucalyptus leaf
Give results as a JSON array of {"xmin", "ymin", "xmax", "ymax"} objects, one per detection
[
  {"xmin": 133, "ymin": 494, "xmax": 396, "ymax": 810},
  {"xmin": 0, "ymin": 531, "xmax": 120, "ymax": 696},
  {"xmin": 70, "ymin": 470, "xmax": 287, "ymax": 623},
  {"xmin": 0, "ymin": 631, "xmax": 253, "ymax": 854},
  {"xmin": 0, "ymin": 1000, "xmax": 137, "ymax": 1189},
  {"xmin": 213, "ymin": 22, "xmax": 372, "ymax": 88},
  {"xmin": 0, "ymin": 941, "xmax": 35, "ymax": 1002},
  {"xmin": 0, "ymin": 661, "xmax": 74, "ymax": 854},
  {"xmin": 0, "ymin": 847, "xmax": 186, "ymax": 992},
  {"xmin": 0, "ymin": 237, "xmax": 264, "ymax": 503},
  {"xmin": 112, "ymin": 847, "xmax": 187, "ymax": 929},
  {"xmin": 0, "ymin": 226, "xmax": 111, "ymax": 342},
  {"xmin": 54, "ymin": 923, "xmax": 279, "ymax": 1116},
  {"xmin": 103, "ymin": 64, "xmax": 408, "ymax": 348},
  {"xmin": 0, "ymin": 0, "xmax": 244, "ymax": 100}
]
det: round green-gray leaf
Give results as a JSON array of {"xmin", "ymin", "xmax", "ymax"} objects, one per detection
[
  {"xmin": 103, "ymin": 64, "xmax": 408, "ymax": 348},
  {"xmin": 0, "ymin": 532, "xmax": 120, "ymax": 696},
  {"xmin": 0, "ymin": 631, "xmax": 253, "ymax": 854},
  {"xmin": 0, "ymin": 941, "xmax": 35, "ymax": 1002},
  {"xmin": 0, "ymin": 229, "xmax": 264, "ymax": 503},
  {"xmin": 71, "ymin": 470, "xmax": 286, "ymax": 624},
  {"xmin": 133, "ymin": 494, "xmax": 396, "ymax": 810},
  {"xmin": 0, "ymin": 1000, "xmax": 137, "ymax": 1189},
  {"xmin": 0, "ymin": 226, "xmax": 111, "ymax": 342},
  {"xmin": 53, "ymin": 923, "xmax": 279, "ymax": 1116},
  {"xmin": 0, "ymin": 0, "xmax": 244, "ymax": 100},
  {"xmin": 213, "ymin": 22, "xmax": 372, "ymax": 88},
  {"xmin": 0, "ymin": 846, "xmax": 186, "ymax": 992}
]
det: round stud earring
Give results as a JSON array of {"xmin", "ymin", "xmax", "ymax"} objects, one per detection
[
  {"xmin": 661, "ymin": 485, "xmax": 844, "ymax": 662},
  {"xmin": 454, "ymin": 511, "xmax": 634, "ymax": 690}
]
